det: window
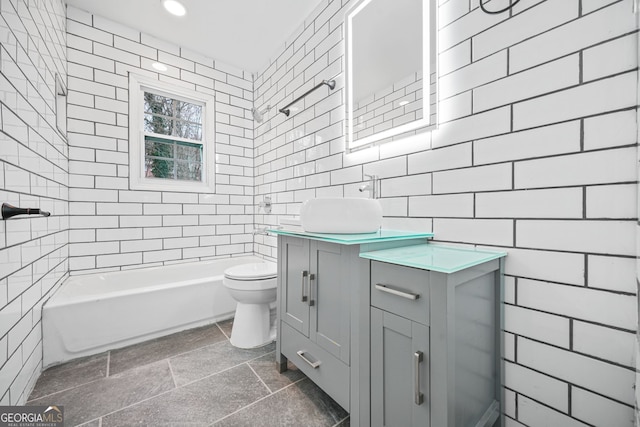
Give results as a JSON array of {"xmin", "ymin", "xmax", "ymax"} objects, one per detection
[{"xmin": 129, "ymin": 74, "xmax": 215, "ymax": 192}]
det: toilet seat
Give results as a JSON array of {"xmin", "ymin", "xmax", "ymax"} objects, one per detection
[{"xmin": 224, "ymin": 262, "xmax": 277, "ymax": 281}]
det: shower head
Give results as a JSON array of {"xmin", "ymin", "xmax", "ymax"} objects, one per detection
[{"xmin": 251, "ymin": 105, "xmax": 272, "ymax": 123}]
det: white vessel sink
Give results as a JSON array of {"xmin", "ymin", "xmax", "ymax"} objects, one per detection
[{"xmin": 300, "ymin": 198, "xmax": 383, "ymax": 234}]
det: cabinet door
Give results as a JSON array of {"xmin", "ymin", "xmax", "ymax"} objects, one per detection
[
  {"xmin": 371, "ymin": 308, "xmax": 429, "ymax": 427},
  {"xmin": 280, "ymin": 236, "xmax": 310, "ymax": 336},
  {"xmin": 309, "ymin": 241, "xmax": 351, "ymax": 363}
]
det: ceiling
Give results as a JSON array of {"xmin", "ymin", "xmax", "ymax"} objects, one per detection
[{"xmin": 65, "ymin": 0, "xmax": 325, "ymax": 73}]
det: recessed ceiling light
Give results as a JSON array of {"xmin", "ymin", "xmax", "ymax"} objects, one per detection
[
  {"xmin": 152, "ymin": 62, "xmax": 168, "ymax": 72},
  {"xmin": 162, "ymin": 0, "xmax": 186, "ymax": 16}
]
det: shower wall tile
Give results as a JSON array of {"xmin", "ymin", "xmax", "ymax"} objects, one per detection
[
  {"xmin": 252, "ymin": 1, "xmax": 638, "ymax": 424},
  {"xmin": 472, "ymin": 54, "xmax": 580, "ymax": 113},
  {"xmin": 471, "ymin": 0, "xmax": 579, "ymax": 61},
  {"xmin": 514, "ymin": 146, "xmax": 636, "ymax": 189},
  {"xmin": 409, "ymin": 194, "xmax": 474, "ymax": 218},
  {"xmin": 66, "ymin": 7, "xmax": 255, "ymax": 274},
  {"xmin": 517, "ymin": 395, "xmax": 590, "ymax": 427},
  {"xmin": 475, "ymin": 188, "xmax": 583, "ymax": 219},
  {"xmin": 587, "ymin": 254, "xmax": 636, "ymax": 294},
  {"xmin": 586, "ymin": 183, "xmax": 637, "ymax": 219},
  {"xmin": 502, "ymin": 248, "xmax": 584, "ymax": 286},
  {"xmin": 518, "ymin": 337, "xmax": 634, "ymax": 406},
  {"xmin": 504, "ymin": 305, "xmax": 570, "ymax": 349},
  {"xmin": 583, "ymin": 33, "xmax": 637, "ymax": 82},
  {"xmin": 513, "ymin": 71, "xmax": 637, "ymax": 130},
  {"xmin": 517, "ymin": 278, "xmax": 636, "ymax": 330},
  {"xmin": 571, "ymin": 387, "xmax": 636, "ymax": 427},
  {"xmin": 572, "ymin": 321, "xmax": 636, "ymax": 368},
  {"xmin": 583, "ymin": 110, "xmax": 636, "ymax": 150},
  {"xmin": 516, "ymin": 219, "xmax": 635, "ymax": 256},
  {"xmin": 504, "ymin": 361, "xmax": 569, "ymax": 413},
  {"xmin": 0, "ymin": 0, "xmax": 68, "ymax": 405},
  {"xmin": 473, "ymin": 120, "xmax": 580, "ymax": 165},
  {"xmin": 509, "ymin": 0, "xmax": 636, "ymax": 74}
]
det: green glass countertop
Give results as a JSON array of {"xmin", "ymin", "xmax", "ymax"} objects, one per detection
[
  {"xmin": 267, "ymin": 228, "xmax": 434, "ymax": 245},
  {"xmin": 359, "ymin": 244, "xmax": 507, "ymax": 273}
]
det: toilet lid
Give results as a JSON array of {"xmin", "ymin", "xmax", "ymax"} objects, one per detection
[{"xmin": 224, "ymin": 262, "xmax": 277, "ymax": 280}]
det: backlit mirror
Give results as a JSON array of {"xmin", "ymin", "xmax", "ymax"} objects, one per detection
[{"xmin": 346, "ymin": 0, "xmax": 436, "ymax": 151}]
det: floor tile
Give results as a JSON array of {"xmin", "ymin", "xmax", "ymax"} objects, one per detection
[
  {"xmin": 102, "ymin": 364, "xmax": 269, "ymax": 427},
  {"xmin": 214, "ymin": 378, "xmax": 348, "ymax": 427},
  {"xmin": 76, "ymin": 420, "xmax": 100, "ymax": 427},
  {"xmin": 217, "ymin": 318, "xmax": 234, "ymax": 338},
  {"xmin": 248, "ymin": 352, "xmax": 305, "ymax": 393},
  {"xmin": 109, "ymin": 323, "xmax": 226, "ymax": 375},
  {"xmin": 28, "ymin": 360, "xmax": 175, "ymax": 426},
  {"xmin": 28, "ymin": 353, "xmax": 108, "ymax": 400},
  {"xmin": 169, "ymin": 340, "xmax": 275, "ymax": 386}
]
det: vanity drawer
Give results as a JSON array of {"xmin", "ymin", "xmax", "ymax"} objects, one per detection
[
  {"xmin": 280, "ymin": 322, "xmax": 350, "ymax": 411},
  {"xmin": 371, "ymin": 261, "xmax": 430, "ymax": 325}
]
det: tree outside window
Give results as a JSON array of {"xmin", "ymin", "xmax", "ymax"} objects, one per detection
[{"xmin": 143, "ymin": 92, "xmax": 203, "ymax": 182}]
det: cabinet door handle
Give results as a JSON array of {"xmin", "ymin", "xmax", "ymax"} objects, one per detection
[
  {"xmin": 375, "ymin": 284, "xmax": 420, "ymax": 300},
  {"xmin": 297, "ymin": 350, "xmax": 321, "ymax": 369},
  {"xmin": 301, "ymin": 270, "xmax": 308, "ymax": 302},
  {"xmin": 414, "ymin": 351, "xmax": 424, "ymax": 405},
  {"xmin": 308, "ymin": 273, "xmax": 315, "ymax": 306}
]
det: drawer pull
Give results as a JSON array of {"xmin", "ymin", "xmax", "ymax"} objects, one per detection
[
  {"xmin": 308, "ymin": 273, "xmax": 315, "ymax": 306},
  {"xmin": 296, "ymin": 350, "xmax": 321, "ymax": 369},
  {"xmin": 375, "ymin": 284, "xmax": 420, "ymax": 300},
  {"xmin": 301, "ymin": 270, "xmax": 308, "ymax": 302},
  {"xmin": 414, "ymin": 351, "xmax": 424, "ymax": 405}
]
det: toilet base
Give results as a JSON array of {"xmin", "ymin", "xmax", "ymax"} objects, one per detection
[{"xmin": 229, "ymin": 302, "xmax": 276, "ymax": 349}]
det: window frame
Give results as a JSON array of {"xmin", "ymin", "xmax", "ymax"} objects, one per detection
[{"xmin": 129, "ymin": 74, "xmax": 215, "ymax": 193}]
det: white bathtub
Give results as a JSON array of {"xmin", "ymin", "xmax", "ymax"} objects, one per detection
[{"xmin": 42, "ymin": 256, "xmax": 266, "ymax": 367}]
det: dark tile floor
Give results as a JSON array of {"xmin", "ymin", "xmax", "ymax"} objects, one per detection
[{"xmin": 28, "ymin": 320, "xmax": 350, "ymax": 427}]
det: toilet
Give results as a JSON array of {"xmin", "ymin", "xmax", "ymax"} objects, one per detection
[{"xmin": 222, "ymin": 261, "xmax": 278, "ymax": 349}]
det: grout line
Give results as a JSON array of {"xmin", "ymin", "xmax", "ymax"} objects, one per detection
[
  {"xmin": 175, "ymin": 348, "xmax": 276, "ymax": 389},
  {"xmin": 167, "ymin": 359, "xmax": 179, "ymax": 389},
  {"xmin": 27, "ymin": 355, "xmax": 114, "ymax": 402},
  {"xmin": 216, "ymin": 321, "xmax": 231, "ymax": 340},
  {"xmin": 331, "ymin": 415, "xmax": 350, "ymax": 427},
  {"xmin": 210, "ymin": 377, "xmax": 308, "ymax": 426},
  {"xmin": 90, "ymin": 348, "xmax": 280, "ymax": 422},
  {"xmin": 247, "ymin": 362, "xmax": 273, "ymax": 394},
  {"xmin": 105, "ymin": 351, "xmax": 110, "ymax": 378}
]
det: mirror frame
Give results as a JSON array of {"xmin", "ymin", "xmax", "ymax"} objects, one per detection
[{"xmin": 345, "ymin": 0, "xmax": 436, "ymax": 152}]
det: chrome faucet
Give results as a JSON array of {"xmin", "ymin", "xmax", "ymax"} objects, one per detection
[
  {"xmin": 359, "ymin": 174, "xmax": 379, "ymax": 199},
  {"xmin": 253, "ymin": 227, "xmax": 269, "ymax": 235}
]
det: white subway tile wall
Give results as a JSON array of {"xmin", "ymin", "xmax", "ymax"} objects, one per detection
[
  {"xmin": 65, "ymin": 6, "xmax": 255, "ymax": 274},
  {"xmin": 252, "ymin": 0, "xmax": 637, "ymax": 425},
  {"xmin": 0, "ymin": 0, "xmax": 68, "ymax": 405}
]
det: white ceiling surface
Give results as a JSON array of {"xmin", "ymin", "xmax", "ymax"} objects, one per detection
[{"xmin": 65, "ymin": 0, "xmax": 325, "ymax": 73}]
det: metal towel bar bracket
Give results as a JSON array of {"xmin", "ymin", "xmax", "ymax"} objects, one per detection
[{"xmin": 279, "ymin": 79, "xmax": 336, "ymax": 117}]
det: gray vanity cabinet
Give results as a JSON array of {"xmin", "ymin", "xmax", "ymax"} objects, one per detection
[
  {"xmin": 277, "ymin": 235, "xmax": 353, "ymax": 409},
  {"xmin": 272, "ymin": 230, "xmax": 503, "ymax": 427},
  {"xmin": 368, "ymin": 258, "xmax": 502, "ymax": 427}
]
